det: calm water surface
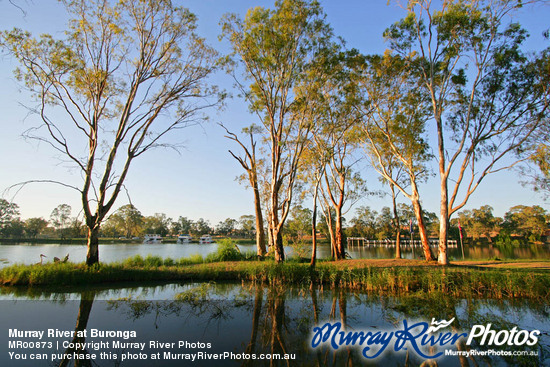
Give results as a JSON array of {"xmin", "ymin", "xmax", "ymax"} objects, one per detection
[
  {"xmin": 0, "ymin": 241, "xmax": 548, "ymax": 267},
  {"xmin": 0, "ymin": 283, "xmax": 548, "ymax": 366}
]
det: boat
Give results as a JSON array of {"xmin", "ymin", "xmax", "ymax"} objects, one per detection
[
  {"xmin": 199, "ymin": 234, "xmax": 212, "ymax": 244},
  {"xmin": 177, "ymin": 235, "xmax": 192, "ymax": 244},
  {"xmin": 143, "ymin": 234, "xmax": 162, "ymax": 244}
]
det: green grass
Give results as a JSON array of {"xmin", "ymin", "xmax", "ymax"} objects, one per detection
[{"xmin": 1, "ymin": 257, "xmax": 549, "ymax": 301}]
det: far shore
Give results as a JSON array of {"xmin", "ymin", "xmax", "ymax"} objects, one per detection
[{"xmin": 0, "ymin": 237, "xmax": 256, "ymax": 245}]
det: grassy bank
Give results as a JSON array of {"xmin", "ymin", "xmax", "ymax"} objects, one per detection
[{"xmin": 1, "ymin": 256, "xmax": 549, "ymax": 301}]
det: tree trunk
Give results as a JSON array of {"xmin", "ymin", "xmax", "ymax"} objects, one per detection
[
  {"xmin": 324, "ymin": 210, "xmax": 336, "ymax": 260},
  {"xmin": 412, "ymin": 198, "xmax": 434, "ymax": 261},
  {"xmin": 391, "ymin": 184, "xmax": 401, "ymax": 259},
  {"xmin": 439, "ymin": 174, "xmax": 450, "ymax": 265},
  {"xmin": 272, "ymin": 227, "xmax": 285, "ymax": 262},
  {"xmin": 328, "ymin": 225, "xmax": 336, "ymax": 260},
  {"xmin": 395, "ymin": 228, "xmax": 402, "ymax": 259},
  {"xmin": 85, "ymin": 226, "xmax": 100, "ymax": 266},
  {"xmin": 436, "ymin": 106, "xmax": 450, "ymax": 265},
  {"xmin": 253, "ymin": 181, "xmax": 266, "ymax": 257},
  {"xmin": 335, "ymin": 209, "xmax": 345, "ymax": 260},
  {"xmin": 266, "ymin": 211, "xmax": 273, "ymax": 251},
  {"xmin": 310, "ymin": 199, "xmax": 318, "ymax": 268}
]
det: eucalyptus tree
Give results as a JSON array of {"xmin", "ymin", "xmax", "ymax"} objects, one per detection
[
  {"xmin": 24, "ymin": 217, "xmax": 49, "ymax": 238},
  {"xmin": 347, "ymin": 206, "xmax": 378, "ymax": 239},
  {"xmin": 523, "ymin": 70, "xmax": 550, "ymax": 197},
  {"xmin": 0, "ymin": 199, "xmax": 19, "ymax": 233},
  {"xmin": 221, "ymin": 0, "xmax": 333, "ymax": 262},
  {"xmin": 1, "ymin": 0, "xmax": 221, "ymax": 265},
  {"xmin": 384, "ymin": 0, "xmax": 550, "ymax": 264},
  {"xmin": 172, "ymin": 216, "xmax": 193, "ymax": 236},
  {"xmin": 455, "ymin": 205, "xmax": 499, "ymax": 242},
  {"xmin": 106, "ymin": 204, "xmax": 143, "ymax": 238},
  {"xmin": 305, "ymin": 50, "xmax": 366, "ymax": 261},
  {"xmin": 216, "ymin": 218, "xmax": 238, "ymax": 236},
  {"xmin": 238, "ymin": 214, "xmax": 256, "ymax": 238},
  {"xmin": 503, "ymin": 205, "xmax": 549, "ymax": 242},
  {"xmin": 142, "ymin": 213, "xmax": 172, "ymax": 237},
  {"xmin": 357, "ymin": 52, "xmax": 435, "ymax": 261},
  {"xmin": 381, "ymin": 166, "xmax": 407, "ymax": 259},
  {"xmin": 222, "ymin": 125, "xmax": 267, "ymax": 256},
  {"xmin": 50, "ymin": 203, "xmax": 72, "ymax": 238},
  {"xmin": 296, "ymin": 133, "xmax": 327, "ymax": 265}
]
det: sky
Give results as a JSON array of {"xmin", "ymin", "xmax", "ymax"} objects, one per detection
[{"xmin": 0, "ymin": 0, "xmax": 548, "ymax": 226}]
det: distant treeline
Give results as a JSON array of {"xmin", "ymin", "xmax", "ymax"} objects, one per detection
[{"xmin": 1, "ymin": 199, "xmax": 547, "ymax": 245}]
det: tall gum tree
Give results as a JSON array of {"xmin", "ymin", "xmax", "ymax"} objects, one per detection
[
  {"xmin": 221, "ymin": 0, "xmax": 333, "ymax": 262},
  {"xmin": 357, "ymin": 52, "xmax": 435, "ymax": 261},
  {"xmin": 299, "ymin": 48, "xmax": 366, "ymax": 260},
  {"xmin": 1, "ymin": 0, "xmax": 221, "ymax": 265},
  {"xmin": 385, "ymin": 0, "xmax": 550, "ymax": 264},
  {"xmin": 222, "ymin": 124, "xmax": 267, "ymax": 257}
]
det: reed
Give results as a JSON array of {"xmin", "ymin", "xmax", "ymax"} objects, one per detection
[{"xmin": 1, "ymin": 259, "xmax": 549, "ymax": 301}]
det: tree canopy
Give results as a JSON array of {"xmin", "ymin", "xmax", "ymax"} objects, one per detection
[{"xmin": 1, "ymin": 0, "xmax": 222, "ymax": 264}]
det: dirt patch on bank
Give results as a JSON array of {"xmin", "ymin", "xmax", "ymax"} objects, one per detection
[
  {"xmin": 313, "ymin": 258, "xmax": 550, "ymax": 270},
  {"xmin": 452, "ymin": 260, "xmax": 550, "ymax": 270}
]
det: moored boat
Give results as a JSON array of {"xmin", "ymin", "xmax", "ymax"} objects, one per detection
[
  {"xmin": 177, "ymin": 235, "xmax": 192, "ymax": 244},
  {"xmin": 143, "ymin": 234, "xmax": 162, "ymax": 244}
]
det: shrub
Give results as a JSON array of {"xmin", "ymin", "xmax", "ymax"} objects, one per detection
[{"xmin": 206, "ymin": 238, "xmax": 242, "ymax": 262}]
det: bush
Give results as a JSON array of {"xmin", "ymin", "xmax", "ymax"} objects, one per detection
[{"xmin": 205, "ymin": 238, "xmax": 242, "ymax": 262}]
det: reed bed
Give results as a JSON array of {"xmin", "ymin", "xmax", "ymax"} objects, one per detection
[{"xmin": 1, "ymin": 256, "xmax": 549, "ymax": 301}]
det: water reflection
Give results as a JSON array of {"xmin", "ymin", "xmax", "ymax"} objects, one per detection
[
  {"xmin": 57, "ymin": 292, "xmax": 95, "ymax": 367},
  {"xmin": 2, "ymin": 283, "xmax": 547, "ymax": 366}
]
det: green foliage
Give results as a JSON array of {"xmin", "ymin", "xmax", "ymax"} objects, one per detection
[
  {"xmin": 285, "ymin": 206, "xmax": 312, "ymax": 241},
  {"xmin": 141, "ymin": 213, "xmax": 172, "ymax": 237},
  {"xmin": 0, "ymin": 199, "xmax": 20, "ymax": 236},
  {"xmin": 24, "ymin": 217, "xmax": 49, "ymax": 238},
  {"xmin": 0, "ymin": 0, "xmax": 222, "ymax": 265},
  {"xmin": 104, "ymin": 205, "xmax": 143, "ymax": 238},
  {"xmin": 190, "ymin": 218, "xmax": 212, "ymax": 237},
  {"xmin": 215, "ymin": 218, "xmax": 238, "ymax": 236},
  {"xmin": 205, "ymin": 238, "xmax": 243, "ymax": 262},
  {"xmin": 494, "ymin": 234, "xmax": 521, "ymax": 248},
  {"xmin": 178, "ymin": 254, "xmax": 204, "ymax": 266},
  {"xmin": 347, "ymin": 204, "xmax": 437, "ymax": 239},
  {"xmin": 455, "ymin": 205, "xmax": 501, "ymax": 242},
  {"xmin": 503, "ymin": 205, "xmax": 548, "ymax": 242},
  {"xmin": 383, "ymin": 0, "xmax": 550, "ymax": 264},
  {"xmin": 238, "ymin": 215, "xmax": 256, "ymax": 238},
  {"xmin": 221, "ymin": 0, "xmax": 335, "ymax": 262}
]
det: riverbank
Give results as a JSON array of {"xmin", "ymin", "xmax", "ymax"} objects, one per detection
[{"xmin": 1, "ymin": 258, "xmax": 549, "ymax": 300}]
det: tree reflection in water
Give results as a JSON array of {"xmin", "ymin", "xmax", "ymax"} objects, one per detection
[
  {"xmin": 56, "ymin": 291, "xmax": 96, "ymax": 367},
  {"xmin": 38, "ymin": 283, "xmax": 549, "ymax": 367}
]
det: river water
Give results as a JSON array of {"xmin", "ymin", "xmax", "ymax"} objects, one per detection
[
  {"xmin": 1, "ymin": 241, "xmax": 548, "ymax": 267},
  {"xmin": 1, "ymin": 242, "xmax": 549, "ymax": 366},
  {"xmin": 0, "ymin": 283, "xmax": 548, "ymax": 366}
]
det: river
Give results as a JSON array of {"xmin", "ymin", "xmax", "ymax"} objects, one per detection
[
  {"xmin": 0, "ymin": 282, "xmax": 548, "ymax": 366},
  {"xmin": 0, "ymin": 241, "xmax": 549, "ymax": 268}
]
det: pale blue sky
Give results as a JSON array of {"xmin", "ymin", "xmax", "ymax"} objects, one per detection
[{"xmin": 0, "ymin": 0, "xmax": 548, "ymax": 225}]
